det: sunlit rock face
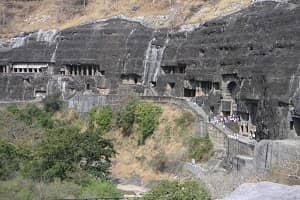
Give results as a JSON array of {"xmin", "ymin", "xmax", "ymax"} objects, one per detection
[
  {"xmin": 0, "ymin": 1, "xmax": 299, "ymax": 139},
  {"xmin": 161, "ymin": 1, "xmax": 300, "ymax": 139}
]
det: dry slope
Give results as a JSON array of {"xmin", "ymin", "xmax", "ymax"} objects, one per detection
[
  {"xmin": 0, "ymin": 0, "xmax": 251, "ymax": 37},
  {"xmin": 107, "ymin": 104, "xmax": 196, "ymax": 185}
]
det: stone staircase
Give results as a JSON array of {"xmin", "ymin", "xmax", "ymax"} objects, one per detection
[{"xmin": 185, "ymin": 98, "xmax": 256, "ymax": 174}]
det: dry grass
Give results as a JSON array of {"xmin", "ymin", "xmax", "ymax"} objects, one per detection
[
  {"xmin": 107, "ymin": 104, "xmax": 195, "ymax": 184},
  {"xmin": 0, "ymin": 0, "xmax": 251, "ymax": 37}
]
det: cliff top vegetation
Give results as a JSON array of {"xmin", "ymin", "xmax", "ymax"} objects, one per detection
[{"xmin": 0, "ymin": 0, "xmax": 251, "ymax": 37}]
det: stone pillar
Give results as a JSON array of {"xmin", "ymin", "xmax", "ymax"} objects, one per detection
[
  {"xmin": 6, "ymin": 65, "xmax": 9, "ymax": 73},
  {"xmin": 86, "ymin": 66, "xmax": 88, "ymax": 76},
  {"xmin": 81, "ymin": 66, "xmax": 84, "ymax": 76},
  {"xmin": 92, "ymin": 67, "xmax": 95, "ymax": 76}
]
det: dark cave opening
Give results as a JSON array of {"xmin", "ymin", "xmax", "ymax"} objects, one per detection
[
  {"xmin": 227, "ymin": 81, "xmax": 238, "ymax": 96},
  {"xmin": 184, "ymin": 88, "xmax": 196, "ymax": 97},
  {"xmin": 0, "ymin": 65, "xmax": 5, "ymax": 73},
  {"xmin": 168, "ymin": 82, "xmax": 175, "ymax": 89},
  {"xmin": 293, "ymin": 118, "xmax": 300, "ymax": 136},
  {"xmin": 121, "ymin": 73, "xmax": 141, "ymax": 85}
]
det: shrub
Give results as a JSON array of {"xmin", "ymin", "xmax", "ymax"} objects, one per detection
[
  {"xmin": 80, "ymin": 180, "xmax": 121, "ymax": 199},
  {"xmin": 0, "ymin": 177, "xmax": 83, "ymax": 200},
  {"xmin": 6, "ymin": 104, "xmax": 19, "ymax": 114},
  {"xmin": 188, "ymin": 136, "xmax": 213, "ymax": 163},
  {"xmin": 17, "ymin": 105, "xmax": 43, "ymax": 125},
  {"xmin": 175, "ymin": 111, "xmax": 194, "ymax": 131},
  {"xmin": 0, "ymin": 177, "xmax": 35, "ymax": 200},
  {"xmin": 37, "ymin": 179, "xmax": 82, "ymax": 199},
  {"xmin": 149, "ymin": 152, "xmax": 168, "ymax": 172},
  {"xmin": 118, "ymin": 99, "xmax": 138, "ymax": 136},
  {"xmin": 141, "ymin": 180, "xmax": 210, "ymax": 200},
  {"xmin": 42, "ymin": 94, "xmax": 63, "ymax": 113},
  {"xmin": 0, "ymin": 138, "xmax": 24, "ymax": 180},
  {"xmin": 135, "ymin": 102, "xmax": 162, "ymax": 145},
  {"xmin": 10, "ymin": 105, "xmax": 54, "ymax": 129},
  {"xmin": 25, "ymin": 125, "xmax": 115, "ymax": 181},
  {"xmin": 89, "ymin": 106, "xmax": 113, "ymax": 133}
]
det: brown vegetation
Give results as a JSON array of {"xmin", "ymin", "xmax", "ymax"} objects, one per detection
[{"xmin": 0, "ymin": 0, "xmax": 251, "ymax": 37}]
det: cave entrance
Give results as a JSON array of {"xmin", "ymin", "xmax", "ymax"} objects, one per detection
[
  {"xmin": 162, "ymin": 64, "xmax": 186, "ymax": 74},
  {"xmin": 35, "ymin": 90, "xmax": 47, "ymax": 99},
  {"xmin": 177, "ymin": 64, "xmax": 186, "ymax": 74},
  {"xmin": 200, "ymin": 81, "xmax": 212, "ymax": 95},
  {"xmin": 168, "ymin": 82, "xmax": 175, "ymax": 89},
  {"xmin": 121, "ymin": 74, "xmax": 141, "ymax": 85},
  {"xmin": 150, "ymin": 81, "xmax": 157, "ymax": 87},
  {"xmin": 184, "ymin": 88, "xmax": 196, "ymax": 97},
  {"xmin": 293, "ymin": 118, "xmax": 300, "ymax": 136},
  {"xmin": 227, "ymin": 81, "xmax": 238, "ymax": 96},
  {"xmin": 0, "ymin": 65, "xmax": 5, "ymax": 73},
  {"xmin": 213, "ymin": 82, "xmax": 220, "ymax": 90},
  {"xmin": 66, "ymin": 64, "xmax": 100, "ymax": 76}
]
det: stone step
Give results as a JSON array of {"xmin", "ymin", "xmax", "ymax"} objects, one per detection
[{"xmin": 232, "ymin": 154, "xmax": 254, "ymax": 174}]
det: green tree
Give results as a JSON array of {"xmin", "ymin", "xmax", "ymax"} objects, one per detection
[
  {"xmin": 118, "ymin": 99, "xmax": 138, "ymax": 136},
  {"xmin": 25, "ymin": 125, "xmax": 115, "ymax": 181},
  {"xmin": 24, "ymin": 125, "xmax": 80, "ymax": 181},
  {"xmin": 77, "ymin": 130, "xmax": 116, "ymax": 178},
  {"xmin": 135, "ymin": 102, "xmax": 162, "ymax": 145},
  {"xmin": 141, "ymin": 180, "xmax": 210, "ymax": 200},
  {"xmin": 0, "ymin": 138, "xmax": 24, "ymax": 180},
  {"xmin": 89, "ymin": 106, "xmax": 113, "ymax": 133},
  {"xmin": 9, "ymin": 105, "xmax": 54, "ymax": 129}
]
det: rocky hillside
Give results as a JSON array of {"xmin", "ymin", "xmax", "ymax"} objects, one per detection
[
  {"xmin": 108, "ymin": 104, "xmax": 197, "ymax": 185},
  {"xmin": 0, "ymin": 0, "xmax": 251, "ymax": 37}
]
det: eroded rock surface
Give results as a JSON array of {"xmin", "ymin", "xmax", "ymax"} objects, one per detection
[{"xmin": 223, "ymin": 181, "xmax": 300, "ymax": 200}]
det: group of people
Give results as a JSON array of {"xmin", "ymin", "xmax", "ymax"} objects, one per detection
[
  {"xmin": 209, "ymin": 114, "xmax": 258, "ymax": 141},
  {"xmin": 209, "ymin": 114, "xmax": 241, "ymax": 125}
]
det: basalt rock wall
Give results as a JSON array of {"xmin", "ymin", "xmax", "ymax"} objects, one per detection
[{"xmin": 0, "ymin": 1, "xmax": 299, "ymax": 139}]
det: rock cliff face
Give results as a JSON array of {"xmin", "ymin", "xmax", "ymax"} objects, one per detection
[
  {"xmin": 223, "ymin": 182, "xmax": 300, "ymax": 200},
  {"xmin": 0, "ymin": 1, "xmax": 299, "ymax": 139}
]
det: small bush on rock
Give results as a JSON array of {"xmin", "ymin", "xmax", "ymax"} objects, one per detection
[
  {"xmin": 7, "ymin": 105, "xmax": 54, "ymax": 129},
  {"xmin": 141, "ymin": 180, "xmax": 210, "ymax": 200},
  {"xmin": 42, "ymin": 94, "xmax": 63, "ymax": 114},
  {"xmin": 135, "ymin": 102, "xmax": 162, "ymax": 145},
  {"xmin": 118, "ymin": 99, "xmax": 138, "ymax": 136},
  {"xmin": 89, "ymin": 106, "xmax": 113, "ymax": 133},
  {"xmin": 175, "ymin": 111, "xmax": 194, "ymax": 129},
  {"xmin": 188, "ymin": 135, "xmax": 213, "ymax": 163},
  {"xmin": 80, "ymin": 180, "xmax": 121, "ymax": 199}
]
